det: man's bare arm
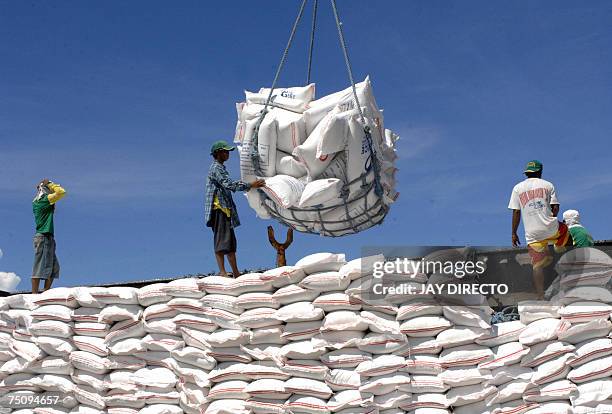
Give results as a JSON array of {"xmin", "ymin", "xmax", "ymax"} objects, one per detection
[
  {"xmin": 512, "ymin": 209, "xmax": 521, "ymax": 247},
  {"xmin": 551, "ymin": 204, "xmax": 559, "ymax": 217}
]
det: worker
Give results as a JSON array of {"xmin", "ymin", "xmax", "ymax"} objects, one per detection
[
  {"xmin": 508, "ymin": 160, "xmax": 570, "ymax": 299},
  {"xmin": 563, "ymin": 209, "xmax": 594, "ymax": 247},
  {"xmin": 205, "ymin": 140, "xmax": 265, "ymax": 277},
  {"xmin": 32, "ymin": 179, "xmax": 66, "ymax": 293}
]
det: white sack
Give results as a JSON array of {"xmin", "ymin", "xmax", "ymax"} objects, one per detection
[
  {"xmin": 262, "ymin": 174, "xmax": 305, "ymax": 208},
  {"xmin": 276, "ymin": 152, "xmax": 308, "ymax": 177},
  {"xmin": 298, "ymin": 178, "xmax": 343, "ymax": 208}
]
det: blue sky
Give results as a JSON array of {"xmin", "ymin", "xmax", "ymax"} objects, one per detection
[{"xmin": 1, "ymin": 1, "xmax": 611, "ymax": 291}]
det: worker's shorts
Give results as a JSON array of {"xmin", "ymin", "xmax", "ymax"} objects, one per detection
[
  {"xmin": 211, "ymin": 209, "xmax": 237, "ymax": 254},
  {"xmin": 527, "ymin": 222, "xmax": 570, "ymax": 270},
  {"xmin": 32, "ymin": 233, "xmax": 60, "ymax": 280}
]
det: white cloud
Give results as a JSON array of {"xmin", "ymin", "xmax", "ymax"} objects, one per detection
[
  {"xmin": 562, "ymin": 173, "xmax": 612, "ymax": 204},
  {"xmin": 394, "ymin": 126, "xmax": 441, "ymax": 160},
  {"xmin": 0, "ymin": 272, "xmax": 21, "ymax": 292},
  {"xmin": 0, "ymin": 249, "xmax": 3, "ymax": 260},
  {"xmin": 0, "ymin": 147, "xmax": 204, "ymax": 201}
]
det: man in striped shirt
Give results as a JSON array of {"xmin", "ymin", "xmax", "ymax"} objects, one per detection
[{"xmin": 205, "ymin": 140, "xmax": 265, "ymax": 277}]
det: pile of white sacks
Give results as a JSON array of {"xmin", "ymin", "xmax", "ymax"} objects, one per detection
[
  {"xmin": 0, "ymin": 247, "xmax": 611, "ymax": 414},
  {"xmin": 234, "ymin": 77, "xmax": 399, "ymax": 236}
]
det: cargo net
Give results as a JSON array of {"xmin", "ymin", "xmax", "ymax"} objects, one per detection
[{"xmin": 234, "ymin": 77, "xmax": 399, "ymax": 237}]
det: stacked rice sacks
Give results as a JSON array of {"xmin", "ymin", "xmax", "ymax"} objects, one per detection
[{"xmin": 0, "ymin": 247, "xmax": 610, "ymax": 413}]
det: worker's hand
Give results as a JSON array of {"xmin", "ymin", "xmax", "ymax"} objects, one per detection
[
  {"xmin": 41, "ymin": 178, "xmax": 50, "ymax": 187},
  {"xmin": 512, "ymin": 233, "xmax": 521, "ymax": 247},
  {"xmin": 251, "ymin": 179, "xmax": 266, "ymax": 189}
]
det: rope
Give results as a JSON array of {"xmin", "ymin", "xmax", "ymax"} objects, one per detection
[
  {"xmin": 306, "ymin": 0, "xmax": 318, "ymax": 85},
  {"xmin": 491, "ymin": 306, "xmax": 520, "ymax": 324},
  {"xmin": 330, "ymin": 0, "xmax": 383, "ymax": 197},
  {"xmin": 262, "ymin": 174, "xmax": 388, "ymax": 237},
  {"xmin": 330, "ymin": 0, "xmax": 365, "ymax": 125}
]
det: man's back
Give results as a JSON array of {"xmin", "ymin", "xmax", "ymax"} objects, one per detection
[
  {"xmin": 508, "ymin": 177, "xmax": 558, "ymax": 244},
  {"xmin": 569, "ymin": 225, "xmax": 594, "ymax": 247}
]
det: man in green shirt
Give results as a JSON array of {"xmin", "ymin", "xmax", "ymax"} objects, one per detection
[
  {"xmin": 32, "ymin": 179, "xmax": 66, "ymax": 293},
  {"xmin": 563, "ymin": 209, "xmax": 595, "ymax": 247}
]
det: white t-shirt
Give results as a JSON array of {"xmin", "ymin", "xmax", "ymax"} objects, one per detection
[{"xmin": 508, "ymin": 178, "xmax": 559, "ymax": 244}]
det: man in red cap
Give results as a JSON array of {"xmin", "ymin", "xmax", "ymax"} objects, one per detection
[
  {"xmin": 205, "ymin": 140, "xmax": 265, "ymax": 277},
  {"xmin": 508, "ymin": 160, "xmax": 570, "ymax": 298}
]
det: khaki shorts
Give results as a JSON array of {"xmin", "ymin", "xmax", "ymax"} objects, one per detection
[{"xmin": 32, "ymin": 233, "xmax": 60, "ymax": 280}]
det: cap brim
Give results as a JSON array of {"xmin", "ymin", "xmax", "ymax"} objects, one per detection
[
  {"xmin": 524, "ymin": 168, "xmax": 541, "ymax": 173},
  {"xmin": 211, "ymin": 146, "xmax": 236, "ymax": 154}
]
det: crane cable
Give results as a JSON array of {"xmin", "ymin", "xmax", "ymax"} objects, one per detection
[
  {"xmin": 330, "ymin": 0, "xmax": 382, "ymax": 196},
  {"xmin": 261, "ymin": 0, "xmax": 308, "ymax": 115},
  {"xmin": 251, "ymin": 0, "xmax": 307, "ymax": 176},
  {"xmin": 306, "ymin": 0, "xmax": 318, "ymax": 85},
  {"xmin": 249, "ymin": 0, "xmax": 386, "ymax": 235}
]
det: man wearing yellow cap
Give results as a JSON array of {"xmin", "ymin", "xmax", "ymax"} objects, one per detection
[
  {"xmin": 205, "ymin": 140, "xmax": 265, "ymax": 277},
  {"xmin": 508, "ymin": 160, "xmax": 570, "ymax": 298}
]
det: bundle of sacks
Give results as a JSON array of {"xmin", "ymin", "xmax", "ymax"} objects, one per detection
[
  {"xmin": 1, "ymin": 247, "xmax": 611, "ymax": 414},
  {"xmin": 234, "ymin": 77, "xmax": 399, "ymax": 236}
]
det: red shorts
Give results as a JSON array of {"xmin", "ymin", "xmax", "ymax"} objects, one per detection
[{"xmin": 527, "ymin": 222, "xmax": 570, "ymax": 269}]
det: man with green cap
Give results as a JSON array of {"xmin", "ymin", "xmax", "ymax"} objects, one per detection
[
  {"xmin": 205, "ymin": 140, "xmax": 265, "ymax": 277},
  {"xmin": 508, "ymin": 160, "xmax": 570, "ymax": 298}
]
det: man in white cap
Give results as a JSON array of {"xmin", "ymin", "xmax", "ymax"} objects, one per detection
[{"xmin": 563, "ymin": 209, "xmax": 594, "ymax": 247}]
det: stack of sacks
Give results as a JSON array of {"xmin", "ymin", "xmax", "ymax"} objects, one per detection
[
  {"xmin": 234, "ymin": 78, "xmax": 399, "ymax": 236},
  {"xmin": 456, "ymin": 247, "xmax": 612, "ymax": 414},
  {"xmin": 1, "ymin": 247, "xmax": 612, "ymax": 413},
  {"xmin": 0, "ymin": 289, "xmax": 81, "ymax": 412},
  {"xmin": 553, "ymin": 247, "xmax": 612, "ymax": 414},
  {"xmin": 398, "ymin": 302, "xmax": 497, "ymax": 413}
]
